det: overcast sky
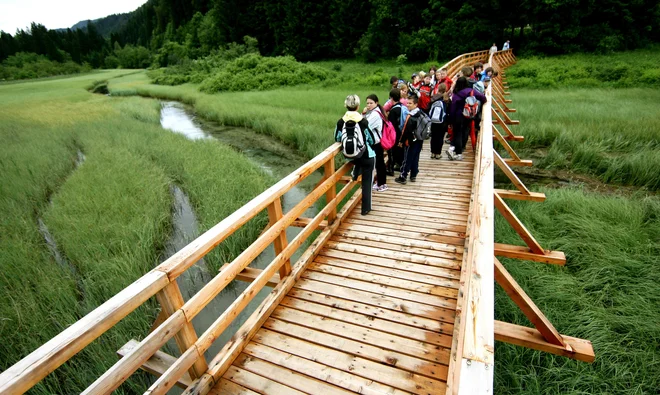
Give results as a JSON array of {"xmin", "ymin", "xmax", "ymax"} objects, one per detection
[{"xmin": 0, "ymin": 0, "xmax": 148, "ymax": 34}]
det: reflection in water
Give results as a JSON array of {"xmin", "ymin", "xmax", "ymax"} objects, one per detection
[{"xmin": 159, "ymin": 102, "xmax": 321, "ymax": 361}]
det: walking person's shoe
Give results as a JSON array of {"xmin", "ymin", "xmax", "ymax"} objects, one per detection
[
  {"xmin": 377, "ymin": 184, "xmax": 389, "ymax": 192},
  {"xmin": 361, "ymin": 209, "xmax": 371, "ymax": 216},
  {"xmin": 447, "ymin": 149, "xmax": 458, "ymax": 161},
  {"xmin": 456, "ymin": 154, "xmax": 464, "ymax": 161},
  {"xmin": 372, "ymin": 183, "xmax": 379, "ymax": 190},
  {"xmin": 410, "ymin": 177, "xmax": 417, "ymax": 182},
  {"xmin": 394, "ymin": 176, "xmax": 407, "ymax": 185}
]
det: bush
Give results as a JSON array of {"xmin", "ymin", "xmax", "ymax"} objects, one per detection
[
  {"xmin": 199, "ymin": 54, "xmax": 332, "ymax": 93},
  {"xmin": 0, "ymin": 52, "xmax": 86, "ymax": 80}
]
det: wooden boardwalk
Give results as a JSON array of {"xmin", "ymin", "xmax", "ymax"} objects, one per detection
[
  {"xmin": 1, "ymin": 49, "xmax": 594, "ymax": 395},
  {"xmin": 212, "ymin": 146, "xmax": 474, "ymax": 395}
]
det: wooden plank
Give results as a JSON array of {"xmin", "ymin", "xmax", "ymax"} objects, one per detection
[
  {"xmin": 494, "ymin": 321, "xmax": 595, "ymax": 363},
  {"xmin": 494, "ymin": 189, "xmax": 546, "ymax": 202},
  {"xmin": 222, "ymin": 365, "xmax": 306, "ymax": 395},
  {"xmin": 294, "ymin": 278, "xmax": 456, "ymax": 323},
  {"xmin": 318, "ymin": 249, "xmax": 462, "ymax": 282},
  {"xmin": 344, "ymin": 218, "xmax": 465, "ymax": 245},
  {"xmin": 253, "ymin": 328, "xmax": 447, "ymax": 394},
  {"xmin": 235, "ymin": 267, "xmax": 281, "ymax": 287},
  {"xmin": 369, "ymin": 197, "xmax": 470, "ymax": 216},
  {"xmin": 241, "ymin": 342, "xmax": 409, "ymax": 395},
  {"xmin": 494, "ymin": 258, "xmax": 565, "ymax": 347},
  {"xmin": 495, "ymin": 243, "xmax": 566, "ymax": 265},
  {"xmin": 314, "ymin": 255, "xmax": 460, "ymax": 288},
  {"xmin": 492, "ymin": 126, "xmax": 521, "ymax": 162},
  {"xmin": 335, "ymin": 224, "xmax": 465, "ymax": 254},
  {"xmin": 287, "ymin": 288, "xmax": 454, "ymax": 335},
  {"xmin": 209, "ymin": 378, "xmax": 260, "ymax": 395},
  {"xmin": 360, "ymin": 204, "xmax": 469, "ymax": 223},
  {"xmin": 280, "ymin": 296, "xmax": 453, "ymax": 347},
  {"xmin": 301, "ymin": 270, "xmax": 457, "ymax": 309},
  {"xmin": 491, "ymin": 110, "xmax": 523, "ymax": 141},
  {"xmin": 324, "ymin": 240, "xmax": 463, "ymax": 270},
  {"xmin": 145, "ymin": 344, "xmax": 202, "ymax": 395},
  {"xmin": 233, "ymin": 353, "xmax": 355, "ymax": 395},
  {"xmin": 0, "ymin": 270, "xmax": 169, "ymax": 395},
  {"xmin": 290, "ymin": 217, "xmax": 328, "ymax": 230},
  {"xmin": 264, "ymin": 318, "xmax": 450, "ymax": 381},
  {"xmin": 494, "ymin": 193, "xmax": 545, "ymax": 255},
  {"xmin": 267, "ymin": 197, "xmax": 291, "ymax": 278},
  {"xmin": 332, "ymin": 231, "xmax": 462, "ymax": 263},
  {"xmin": 116, "ymin": 339, "xmax": 193, "ymax": 389},
  {"xmin": 307, "ymin": 261, "xmax": 459, "ymax": 298},
  {"xmin": 353, "ymin": 207, "xmax": 468, "ymax": 230}
]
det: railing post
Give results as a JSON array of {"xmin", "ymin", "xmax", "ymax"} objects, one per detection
[
  {"xmin": 156, "ymin": 282, "xmax": 208, "ymax": 378},
  {"xmin": 267, "ymin": 197, "xmax": 291, "ymax": 277},
  {"xmin": 323, "ymin": 158, "xmax": 337, "ymax": 224}
]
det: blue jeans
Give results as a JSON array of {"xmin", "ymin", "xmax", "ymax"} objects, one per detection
[{"xmin": 400, "ymin": 140, "xmax": 423, "ymax": 179}]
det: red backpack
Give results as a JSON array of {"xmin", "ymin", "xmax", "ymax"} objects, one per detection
[
  {"xmin": 462, "ymin": 90, "xmax": 479, "ymax": 119},
  {"xmin": 377, "ymin": 110, "xmax": 397, "ymax": 150}
]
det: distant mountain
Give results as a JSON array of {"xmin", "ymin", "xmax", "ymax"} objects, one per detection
[{"xmin": 66, "ymin": 12, "xmax": 132, "ymax": 37}]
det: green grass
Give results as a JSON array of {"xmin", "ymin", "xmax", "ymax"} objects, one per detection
[
  {"xmin": 506, "ymin": 46, "xmax": 660, "ymax": 89},
  {"xmin": 0, "ymin": 70, "xmax": 272, "ymax": 393}
]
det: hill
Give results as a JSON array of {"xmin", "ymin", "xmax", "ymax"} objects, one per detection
[{"xmin": 67, "ymin": 12, "xmax": 132, "ymax": 37}]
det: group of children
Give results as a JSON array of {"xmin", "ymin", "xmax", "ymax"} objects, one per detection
[{"xmin": 335, "ymin": 62, "xmax": 495, "ymax": 216}]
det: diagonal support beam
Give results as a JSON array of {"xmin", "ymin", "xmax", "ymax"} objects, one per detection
[
  {"xmin": 492, "ymin": 110, "xmax": 523, "ymax": 140},
  {"xmin": 494, "ymin": 192, "xmax": 545, "ymax": 254},
  {"xmin": 493, "ymin": 151, "xmax": 533, "ymax": 196},
  {"xmin": 492, "ymin": 98, "xmax": 519, "ymax": 124},
  {"xmin": 494, "ymin": 257, "xmax": 565, "ymax": 347}
]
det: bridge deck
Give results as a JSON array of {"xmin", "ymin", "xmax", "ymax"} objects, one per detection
[{"xmin": 211, "ymin": 145, "xmax": 475, "ymax": 394}]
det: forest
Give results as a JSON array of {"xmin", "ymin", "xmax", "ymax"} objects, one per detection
[{"xmin": 1, "ymin": 0, "xmax": 660, "ymax": 80}]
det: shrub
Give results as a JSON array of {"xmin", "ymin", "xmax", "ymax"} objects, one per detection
[{"xmin": 199, "ymin": 54, "xmax": 332, "ymax": 93}]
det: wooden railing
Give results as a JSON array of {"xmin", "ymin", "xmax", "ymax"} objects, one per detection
[{"xmin": 0, "ymin": 143, "xmax": 363, "ymax": 394}]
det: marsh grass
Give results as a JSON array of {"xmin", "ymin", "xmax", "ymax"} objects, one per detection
[
  {"xmin": 0, "ymin": 70, "xmax": 271, "ymax": 393},
  {"xmin": 494, "ymin": 189, "xmax": 660, "ymax": 394}
]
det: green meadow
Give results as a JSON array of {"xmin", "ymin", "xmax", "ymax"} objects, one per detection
[{"xmin": 1, "ymin": 48, "xmax": 658, "ymax": 394}]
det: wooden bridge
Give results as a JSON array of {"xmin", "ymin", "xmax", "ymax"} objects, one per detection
[{"xmin": 0, "ymin": 49, "xmax": 594, "ymax": 395}]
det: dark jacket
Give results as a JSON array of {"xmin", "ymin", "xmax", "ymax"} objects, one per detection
[
  {"xmin": 449, "ymin": 88, "xmax": 487, "ymax": 124},
  {"xmin": 399, "ymin": 107, "xmax": 422, "ymax": 146},
  {"xmin": 388, "ymin": 102, "xmax": 404, "ymax": 138}
]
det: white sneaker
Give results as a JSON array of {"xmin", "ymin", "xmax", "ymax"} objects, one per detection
[
  {"xmin": 447, "ymin": 149, "xmax": 457, "ymax": 161},
  {"xmin": 372, "ymin": 183, "xmax": 379, "ymax": 190},
  {"xmin": 377, "ymin": 184, "xmax": 389, "ymax": 192},
  {"xmin": 456, "ymin": 154, "xmax": 464, "ymax": 161}
]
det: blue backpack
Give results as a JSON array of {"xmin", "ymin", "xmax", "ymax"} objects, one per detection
[{"xmin": 394, "ymin": 103, "xmax": 409, "ymax": 131}]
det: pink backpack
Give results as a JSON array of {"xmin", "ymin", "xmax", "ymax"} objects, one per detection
[{"xmin": 377, "ymin": 110, "xmax": 396, "ymax": 150}]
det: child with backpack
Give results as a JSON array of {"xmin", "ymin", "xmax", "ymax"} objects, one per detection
[
  {"xmin": 429, "ymin": 85, "xmax": 449, "ymax": 159},
  {"xmin": 447, "ymin": 77, "xmax": 487, "ymax": 161},
  {"xmin": 364, "ymin": 94, "xmax": 392, "ymax": 192},
  {"xmin": 394, "ymin": 95, "xmax": 431, "ymax": 184},
  {"xmin": 335, "ymin": 94, "xmax": 376, "ymax": 215}
]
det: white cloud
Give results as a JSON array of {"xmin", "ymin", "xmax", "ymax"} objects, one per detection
[{"xmin": 0, "ymin": 0, "xmax": 147, "ymax": 34}]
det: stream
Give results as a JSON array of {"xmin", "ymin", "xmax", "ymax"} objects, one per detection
[{"xmin": 159, "ymin": 101, "xmax": 320, "ymax": 361}]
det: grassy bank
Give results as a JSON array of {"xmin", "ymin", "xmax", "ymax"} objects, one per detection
[{"xmin": 0, "ymin": 71, "xmax": 271, "ymax": 393}]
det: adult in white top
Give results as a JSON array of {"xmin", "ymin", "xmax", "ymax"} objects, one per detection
[
  {"xmin": 503, "ymin": 40, "xmax": 510, "ymax": 50},
  {"xmin": 489, "ymin": 43, "xmax": 498, "ymax": 55}
]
